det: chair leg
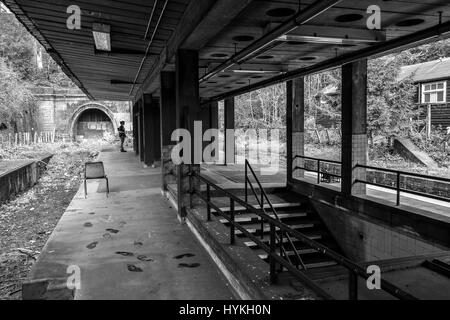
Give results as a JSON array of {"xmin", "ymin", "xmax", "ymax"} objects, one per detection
[
  {"xmin": 84, "ymin": 179, "xmax": 87, "ymax": 199},
  {"xmin": 105, "ymin": 178, "xmax": 109, "ymax": 197}
]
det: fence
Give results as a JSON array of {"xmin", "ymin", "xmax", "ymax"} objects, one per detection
[
  {"xmin": 305, "ymin": 128, "xmax": 341, "ymax": 145},
  {"xmin": 0, "ymin": 130, "xmax": 71, "ymax": 148}
]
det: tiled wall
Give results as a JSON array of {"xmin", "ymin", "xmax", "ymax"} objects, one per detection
[
  {"xmin": 292, "ymin": 132, "xmax": 304, "ymax": 180},
  {"xmin": 351, "ymin": 134, "xmax": 368, "ymax": 195},
  {"xmin": 313, "ymin": 201, "xmax": 446, "ymax": 262}
]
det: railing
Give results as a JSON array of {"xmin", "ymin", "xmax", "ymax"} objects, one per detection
[
  {"xmin": 192, "ymin": 168, "xmax": 417, "ymax": 300},
  {"xmin": 293, "ymin": 155, "xmax": 341, "ymax": 184},
  {"xmin": 355, "ymin": 164, "xmax": 450, "ymax": 206},
  {"xmin": 292, "ymin": 155, "xmax": 450, "ymax": 206},
  {"xmin": 244, "ymin": 159, "xmax": 306, "ymax": 271}
]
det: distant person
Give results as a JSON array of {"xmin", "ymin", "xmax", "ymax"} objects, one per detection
[{"xmin": 118, "ymin": 121, "xmax": 127, "ymax": 152}]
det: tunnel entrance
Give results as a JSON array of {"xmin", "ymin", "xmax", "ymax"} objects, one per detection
[{"xmin": 75, "ymin": 108, "xmax": 114, "ymax": 140}]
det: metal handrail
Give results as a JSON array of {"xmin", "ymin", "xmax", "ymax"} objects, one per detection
[
  {"xmin": 355, "ymin": 164, "xmax": 450, "ymax": 206},
  {"xmin": 193, "ymin": 171, "xmax": 418, "ymax": 300},
  {"xmin": 356, "ymin": 164, "xmax": 450, "ymax": 184},
  {"xmin": 293, "ymin": 155, "xmax": 341, "ymax": 184},
  {"xmin": 294, "ymin": 155, "xmax": 341, "ymax": 165},
  {"xmin": 292, "ymin": 155, "xmax": 450, "ymax": 205},
  {"xmin": 194, "ymin": 173, "xmax": 333, "ymax": 299},
  {"xmin": 244, "ymin": 160, "xmax": 307, "ymax": 271},
  {"xmin": 245, "ymin": 177, "xmax": 296, "ymax": 269}
]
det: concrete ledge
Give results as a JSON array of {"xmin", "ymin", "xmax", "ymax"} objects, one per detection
[
  {"xmin": 0, "ymin": 154, "xmax": 53, "ymax": 205},
  {"xmin": 394, "ymin": 137, "xmax": 438, "ymax": 168},
  {"xmin": 22, "ymin": 278, "xmax": 75, "ymax": 300}
]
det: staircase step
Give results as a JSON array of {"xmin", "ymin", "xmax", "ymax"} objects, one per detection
[
  {"xmin": 212, "ymin": 202, "xmax": 302, "ymax": 213},
  {"xmin": 289, "ymin": 260, "xmax": 337, "ymax": 269},
  {"xmin": 258, "ymin": 248, "xmax": 318, "ymax": 259},
  {"xmin": 219, "ymin": 212, "xmax": 308, "ymax": 224},
  {"xmin": 235, "ymin": 222, "xmax": 319, "ymax": 236},
  {"xmin": 244, "ymin": 232, "xmax": 325, "ymax": 248},
  {"xmin": 257, "ymin": 249, "xmax": 338, "ymax": 269}
]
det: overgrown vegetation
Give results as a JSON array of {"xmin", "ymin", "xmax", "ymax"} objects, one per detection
[{"xmin": 0, "ymin": 10, "xmax": 73, "ymax": 132}]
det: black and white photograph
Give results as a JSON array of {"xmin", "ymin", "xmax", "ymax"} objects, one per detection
[{"xmin": 0, "ymin": 0, "xmax": 449, "ymax": 308}]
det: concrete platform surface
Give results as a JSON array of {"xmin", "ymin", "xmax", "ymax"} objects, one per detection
[{"xmin": 24, "ymin": 150, "xmax": 235, "ymax": 300}]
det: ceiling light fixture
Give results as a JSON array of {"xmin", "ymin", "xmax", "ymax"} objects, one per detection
[
  {"xmin": 232, "ymin": 69, "xmax": 282, "ymax": 74},
  {"xmin": 277, "ymin": 34, "xmax": 379, "ymax": 45},
  {"xmin": 92, "ymin": 23, "xmax": 111, "ymax": 52}
]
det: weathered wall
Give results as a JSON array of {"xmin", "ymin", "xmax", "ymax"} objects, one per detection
[
  {"xmin": 393, "ymin": 137, "xmax": 438, "ymax": 168},
  {"xmin": 32, "ymin": 87, "xmax": 132, "ymax": 138},
  {"xmin": 288, "ymin": 181, "xmax": 449, "ymax": 263},
  {"xmin": 311, "ymin": 200, "xmax": 445, "ymax": 262}
]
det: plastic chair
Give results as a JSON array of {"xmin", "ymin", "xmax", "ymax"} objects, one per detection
[{"xmin": 84, "ymin": 162, "xmax": 109, "ymax": 198}]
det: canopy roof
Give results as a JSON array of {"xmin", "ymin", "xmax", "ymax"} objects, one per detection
[{"xmin": 3, "ymin": 0, "xmax": 450, "ymax": 101}]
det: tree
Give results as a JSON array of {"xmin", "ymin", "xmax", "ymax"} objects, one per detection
[
  {"xmin": 235, "ymin": 83, "xmax": 286, "ymax": 131},
  {"xmin": 0, "ymin": 57, "xmax": 35, "ymax": 129},
  {"xmin": 396, "ymin": 38, "xmax": 450, "ymax": 65},
  {"xmin": 0, "ymin": 11, "xmax": 73, "ymax": 86},
  {"xmin": 367, "ymin": 56, "xmax": 418, "ymax": 137}
]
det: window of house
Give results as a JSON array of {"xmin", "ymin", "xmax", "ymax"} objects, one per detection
[{"xmin": 421, "ymin": 81, "xmax": 447, "ymax": 104}]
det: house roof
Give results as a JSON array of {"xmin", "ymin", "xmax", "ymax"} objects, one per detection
[{"xmin": 399, "ymin": 57, "xmax": 450, "ymax": 83}]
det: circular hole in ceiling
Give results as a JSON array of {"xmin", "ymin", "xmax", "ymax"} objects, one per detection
[
  {"xmin": 341, "ymin": 44, "xmax": 357, "ymax": 47},
  {"xmin": 335, "ymin": 14, "xmax": 364, "ymax": 23},
  {"xmin": 266, "ymin": 8, "xmax": 296, "ymax": 18},
  {"xmin": 218, "ymin": 74, "xmax": 231, "ymax": 78},
  {"xmin": 210, "ymin": 53, "xmax": 228, "ymax": 58},
  {"xmin": 298, "ymin": 56, "xmax": 316, "ymax": 61},
  {"xmin": 395, "ymin": 18, "xmax": 425, "ymax": 27},
  {"xmin": 232, "ymin": 35, "xmax": 255, "ymax": 42},
  {"xmin": 257, "ymin": 55, "xmax": 274, "ymax": 60}
]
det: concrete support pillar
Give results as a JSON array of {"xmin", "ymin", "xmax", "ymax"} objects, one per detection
[
  {"xmin": 160, "ymin": 71, "xmax": 177, "ymax": 191},
  {"xmin": 138, "ymin": 99, "xmax": 145, "ymax": 163},
  {"xmin": 143, "ymin": 94, "xmax": 161, "ymax": 167},
  {"xmin": 210, "ymin": 101, "xmax": 219, "ymax": 131},
  {"xmin": 209, "ymin": 101, "xmax": 219, "ymax": 162},
  {"xmin": 224, "ymin": 97, "xmax": 235, "ymax": 165},
  {"xmin": 341, "ymin": 60, "xmax": 368, "ymax": 196},
  {"xmin": 152, "ymin": 99, "xmax": 162, "ymax": 164},
  {"xmin": 200, "ymin": 101, "xmax": 219, "ymax": 161},
  {"xmin": 176, "ymin": 49, "xmax": 201, "ymax": 218},
  {"xmin": 290, "ymin": 78, "xmax": 305, "ymax": 180},
  {"xmin": 286, "ymin": 81, "xmax": 293, "ymax": 183},
  {"xmin": 132, "ymin": 103, "xmax": 138, "ymax": 155}
]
